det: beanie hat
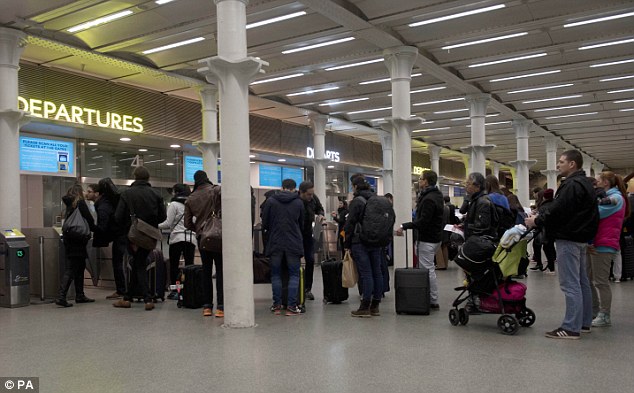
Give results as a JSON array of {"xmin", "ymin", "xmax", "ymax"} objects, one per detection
[{"xmin": 543, "ymin": 188, "xmax": 554, "ymax": 200}]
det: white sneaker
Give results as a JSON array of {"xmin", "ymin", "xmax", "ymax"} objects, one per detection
[
  {"xmin": 614, "ymin": 278, "xmax": 621, "ymax": 283},
  {"xmin": 592, "ymin": 312, "xmax": 611, "ymax": 327}
]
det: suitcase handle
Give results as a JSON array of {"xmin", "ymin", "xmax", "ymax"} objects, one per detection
[{"xmin": 404, "ymin": 228, "xmax": 409, "ymax": 269}]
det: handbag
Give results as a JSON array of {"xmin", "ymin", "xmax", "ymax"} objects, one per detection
[
  {"xmin": 62, "ymin": 207, "xmax": 91, "ymax": 240},
  {"xmin": 126, "ymin": 198, "xmax": 162, "ymax": 250},
  {"xmin": 198, "ymin": 212, "xmax": 222, "ymax": 252},
  {"xmin": 342, "ymin": 250, "xmax": 358, "ymax": 288}
]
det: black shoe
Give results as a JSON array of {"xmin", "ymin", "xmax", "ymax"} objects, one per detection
[
  {"xmin": 167, "ymin": 291, "xmax": 178, "ymax": 300},
  {"xmin": 55, "ymin": 299, "xmax": 73, "ymax": 308},
  {"xmin": 529, "ymin": 265, "xmax": 544, "ymax": 271},
  {"xmin": 305, "ymin": 291, "xmax": 315, "ymax": 301},
  {"xmin": 75, "ymin": 296, "xmax": 95, "ymax": 303},
  {"xmin": 430, "ymin": 304, "xmax": 440, "ymax": 310}
]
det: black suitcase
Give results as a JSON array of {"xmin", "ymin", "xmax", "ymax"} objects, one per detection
[
  {"xmin": 395, "ymin": 230, "xmax": 430, "ymax": 315},
  {"xmin": 621, "ymin": 236, "xmax": 634, "ymax": 280},
  {"xmin": 125, "ymin": 249, "xmax": 167, "ymax": 302},
  {"xmin": 321, "ymin": 257, "xmax": 349, "ymax": 304},
  {"xmin": 179, "ymin": 265, "xmax": 205, "ymax": 309}
]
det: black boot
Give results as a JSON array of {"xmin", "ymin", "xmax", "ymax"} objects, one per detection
[
  {"xmin": 529, "ymin": 263, "xmax": 544, "ymax": 271},
  {"xmin": 351, "ymin": 300, "xmax": 371, "ymax": 318},
  {"xmin": 56, "ymin": 272, "xmax": 73, "ymax": 307},
  {"xmin": 370, "ymin": 299, "xmax": 380, "ymax": 316}
]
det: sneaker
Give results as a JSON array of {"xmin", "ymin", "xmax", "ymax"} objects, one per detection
[
  {"xmin": 592, "ymin": 312, "xmax": 611, "ymax": 327},
  {"xmin": 55, "ymin": 298, "xmax": 73, "ymax": 308},
  {"xmin": 75, "ymin": 296, "xmax": 95, "ymax": 303},
  {"xmin": 112, "ymin": 299, "xmax": 131, "ymax": 308},
  {"xmin": 305, "ymin": 291, "xmax": 315, "ymax": 301},
  {"xmin": 203, "ymin": 307, "xmax": 213, "ymax": 317},
  {"xmin": 530, "ymin": 265, "xmax": 544, "ymax": 271},
  {"xmin": 614, "ymin": 278, "xmax": 621, "ymax": 283},
  {"xmin": 581, "ymin": 326, "xmax": 591, "ymax": 333},
  {"xmin": 106, "ymin": 292, "xmax": 123, "ymax": 300},
  {"xmin": 167, "ymin": 291, "xmax": 179, "ymax": 300},
  {"xmin": 430, "ymin": 304, "xmax": 440, "ymax": 310},
  {"xmin": 214, "ymin": 309, "xmax": 224, "ymax": 318},
  {"xmin": 545, "ymin": 328, "xmax": 580, "ymax": 340},
  {"xmin": 285, "ymin": 305, "xmax": 302, "ymax": 316},
  {"xmin": 145, "ymin": 302, "xmax": 155, "ymax": 311},
  {"xmin": 270, "ymin": 304, "xmax": 282, "ymax": 315}
]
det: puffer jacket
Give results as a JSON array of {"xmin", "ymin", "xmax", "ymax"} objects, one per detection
[
  {"xmin": 594, "ymin": 187, "xmax": 626, "ymax": 252},
  {"xmin": 402, "ymin": 186, "xmax": 444, "ymax": 243}
]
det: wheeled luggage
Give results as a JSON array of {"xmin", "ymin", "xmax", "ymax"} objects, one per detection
[
  {"xmin": 178, "ymin": 264, "xmax": 204, "ymax": 309},
  {"xmin": 253, "ymin": 253, "xmax": 271, "ymax": 284},
  {"xmin": 621, "ymin": 236, "xmax": 634, "ymax": 280},
  {"xmin": 395, "ymin": 230, "xmax": 430, "ymax": 315},
  {"xmin": 282, "ymin": 262, "xmax": 305, "ymax": 313},
  {"xmin": 321, "ymin": 257, "xmax": 349, "ymax": 304},
  {"xmin": 125, "ymin": 248, "xmax": 167, "ymax": 302}
]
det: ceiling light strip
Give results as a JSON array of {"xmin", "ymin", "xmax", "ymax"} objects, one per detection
[
  {"xmin": 469, "ymin": 53, "xmax": 547, "ymax": 68},
  {"xmin": 347, "ymin": 107, "xmax": 392, "ymax": 115},
  {"xmin": 361, "ymin": 73, "xmax": 422, "ymax": 85},
  {"xmin": 412, "ymin": 127, "xmax": 451, "ymax": 132},
  {"xmin": 442, "ymin": 32, "xmax": 527, "ymax": 50},
  {"xmin": 410, "ymin": 86, "xmax": 447, "ymax": 94},
  {"xmin": 143, "ymin": 37, "xmax": 205, "ymax": 54},
  {"xmin": 545, "ymin": 112, "xmax": 598, "ymax": 120},
  {"xmin": 533, "ymin": 104, "xmax": 591, "ymax": 112},
  {"xmin": 614, "ymin": 99, "xmax": 634, "ymax": 103},
  {"xmin": 67, "ymin": 10, "xmax": 133, "ymax": 32},
  {"xmin": 325, "ymin": 58, "xmax": 383, "ymax": 71},
  {"xmin": 250, "ymin": 73, "xmax": 304, "ymax": 85},
  {"xmin": 413, "ymin": 97, "xmax": 464, "ymax": 106},
  {"xmin": 286, "ymin": 86, "xmax": 339, "ymax": 97},
  {"xmin": 522, "ymin": 95, "xmax": 582, "ymax": 104},
  {"xmin": 409, "ymin": 4, "xmax": 505, "ymax": 27},
  {"xmin": 564, "ymin": 11, "xmax": 634, "ymax": 28},
  {"xmin": 607, "ymin": 88, "xmax": 634, "ymax": 94},
  {"xmin": 620, "ymin": 108, "xmax": 634, "ymax": 112},
  {"xmin": 319, "ymin": 97, "xmax": 369, "ymax": 106},
  {"xmin": 590, "ymin": 59, "xmax": 634, "ymax": 68},
  {"xmin": 507, "ymin": 83, "xmax": 574, "ymax": 94},
  {"xmin": 579, "ymin": 37, "xmax": 634, "ymax": 50},
  {"xmin": 433, "ymin": 108, "xmax": 469, "ymax": 114},
  {"xmin": 282, "ymin": 37, "xmax": 355, "ymax": 54},
  {"xmin": 246, "ymin": 11, "xmax": 307, "ymax": 29},
  {"xmin": 451, "ymin": 114, "xmax": 500, "ymax": 121},
  {"xmin": 600, "ymin": 75, "xmax": 634, "ymax": 82},
  {"xmin": 490, "ymin": 70, "xmax": 561, "ymax": 82}
]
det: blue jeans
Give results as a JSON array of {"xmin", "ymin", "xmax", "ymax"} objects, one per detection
[
  {"xmin": 556, "ymin": 240, "xmax": 593, "ymax": 332},
  {"xmin": 351, "ymin": 243, "xmax": 383, "ymax": 302},
  {"xmin": 270, "ymin": 251, "xmax": 301, "ymax": 307}
]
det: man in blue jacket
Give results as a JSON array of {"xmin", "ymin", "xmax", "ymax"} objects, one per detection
[{"xmin": 262, "ymin": 179, "xmax": 305, "ymax": 316}]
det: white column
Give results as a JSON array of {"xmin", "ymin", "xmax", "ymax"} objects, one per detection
[
  {"xmin": 384, "ymin": 46, "xmax": 421, "ymax": 269},
  {"xmin": 509, "ymin": 167, "xmax": 518, "ymax": 195},
  {"xmin": 197, "ymin": 0, "xmax": 267, "ymax": 328},
  {"xmin": 197, "ymin": 85, "xmax": 220, "ymax": 183},
  {"xmin": 379, "ymin": 132, "xmax": 393, "ymax": 195},
  {"xmin": 540, "ymin": 136, "xmax": 559, "ymax": 193},
  {"xmin": 509, "ymin": 119, "xmax": 537, "ymax": 208},
  {"xmin": 582, "ymin": 154, "xmax": 593, "ymax": 177},
  {"xmin": 309, "ymin": 114, "xmax": 328, "ymax": 205},
  {"xmin": 0, "ymin": 28, "xmax": 27, "ymax": 229},
  {"xmin": 462, "ymin": 155, "xmax": 471, "ymax": 177},
  {"xmin": 592, "ymin": 162, "xmax": 604, "ymax": 177},
  {"xmin": 461, "ymin": 94, "xmax": 495, "ymax": 175},
  {"xmin": 428, "ymin": 144, "xmax": 442, "ymax": 176},
  {"xmin": 492, "ymin": 162, "xmax": 501, "ymax": 180}
]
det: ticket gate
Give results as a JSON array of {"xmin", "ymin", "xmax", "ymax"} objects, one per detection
[{"xmin": 0, "ymin": 229, "xmax": 30, "ymax": 308}]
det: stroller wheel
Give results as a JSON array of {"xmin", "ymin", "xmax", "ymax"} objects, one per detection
[
  {"xmin": 449, "ymin": 309, "xmax": 459, "ymax": 326},
  {"xmin": 516, "ymin": 308, "xmax": 536, "ymax": 327},
  {"xmin": 497, "ymin": 315, "xmax": 519, "ymax": 335},
  {"xmin": 458, "ymin": 308, "xmax": 469, "ymax": 325}
]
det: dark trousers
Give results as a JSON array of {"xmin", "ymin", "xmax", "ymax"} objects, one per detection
[
  {"xmin": 168, "ymin": 241, "xmax": 195, "ymax": 285},
  {"xmin": 124, "ymin": 246, "xmax": 152, "ymax": 303},
  {"xmin": 303, "ymin": 235, "xmax": 315, "ymax": 292},
  {"xmin": 532, "ymin": 235, "xmax": 543, "ymax": 264},
  {"xmin": 544, "ymin": 240, "xmax": 557, "ymax": 271},
  {"xmin": 111, "ymin": 235, "xmax": 128, "ymax": 295},
  {"xmin": 58, "ymin": 256, "xmax": 86, "ymax": 299},
  {"xmin": 351, "ymin": 243, "xmax": 383, "ymax": 302},
  {"xmin": 200, "ymin": 250, "xmax": 223, "ymax": 309}
]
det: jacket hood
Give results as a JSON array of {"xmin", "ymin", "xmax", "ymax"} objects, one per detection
[
  {"xmin": 354, "ymin": 189, "xmax": 375, "ymax": 200},
  {"xmin": 273, "ymin": 191, "xmax": 300, "ymax": 204},
  {"xmin": 171, "ymin": 195, "xmax": 188, "ymax": 204}
]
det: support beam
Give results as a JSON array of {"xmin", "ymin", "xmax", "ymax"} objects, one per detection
[
  {"xmin": 582, "ymin": 154, "xmax": 593, "ymax": 177},
  {"xmin": 379, "ymin": 133, "xmax": 393, "ymax": 195},
  {"xmin": 197, "ymin": 85, "xmax": 220, "ymax": 183},
  {"xmin": 309, "ymin": 114, "xmax": 328, "ymax": 206},
  {"xmin": 461, "ymin": 94, "xmax": 495, "ymax": 176},
  {"xmin": 540, "ymin": 136, "xmax": 559, "ymax": 193},
  {"xmin": 592, "ymin": 162, "xmax": 604, "ymax": 177},
  {"xmin": 509, "ymin": 119, "xmax": 536, "ymax": 208},
  {"xmin": 428, "ymin": 144, "xmax": 442, "ymax": 176}
]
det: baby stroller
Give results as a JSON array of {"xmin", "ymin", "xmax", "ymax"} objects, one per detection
[{"xmin": 449, "ymin": 227, "xmax": 536, "ymax": 335}]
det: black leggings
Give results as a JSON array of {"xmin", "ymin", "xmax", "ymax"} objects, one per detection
[{"xmin": 168, "ymin": 241, "xmax": 195, "ymax": 285}]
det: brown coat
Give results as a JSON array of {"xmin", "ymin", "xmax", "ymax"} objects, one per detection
[{"xmin": 184, "ymin": 183, "xmax": 221, "ymax": 234}]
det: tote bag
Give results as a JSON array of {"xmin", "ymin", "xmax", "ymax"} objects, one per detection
[
  {"xmin": 342, "ymin": 250, "xmax": 358, "ymax": 288},
  {"xmin": 62, "ymin": 207, "xmax": 91, "ymax": 240}
]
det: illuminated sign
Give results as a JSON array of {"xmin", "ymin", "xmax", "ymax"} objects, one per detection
[
  {"xmin": 412, "ymin": 166, "xmax": 431, "ymax": 175},
  {"xmin": 18, "ymin": 96, "xmax": 143, "ymax": 133},
  {"xmin": 16, "ymin": 249, "xmax": 25, "ymax": 258},
  {"xmin": 20, "ymin": 135, "xmax": 75, "ymax": 177},
  {"xmin": 183, "ymin": 156, "xmax": 221, "ymax": 184},
  {"xmin": 306, "ymin": 147, "xmax": 340, "ymax": 162}
]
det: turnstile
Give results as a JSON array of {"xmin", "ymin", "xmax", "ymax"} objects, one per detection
[{"xmin": 0, "ymin": 229, "xmax": 30, "ymax": 308}]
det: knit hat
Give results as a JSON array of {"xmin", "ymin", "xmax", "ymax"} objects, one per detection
[{"xmin": 543, "ymin": 188, "xmax": 554, "ymax": 200}]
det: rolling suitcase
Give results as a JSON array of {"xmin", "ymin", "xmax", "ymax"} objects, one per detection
[
  {"xmin": 125, "ymin": 249, "xmax": 167, "ymax": 302},
  {"xmin": 621, "ymin": 236, "xmax": 634, "ymax": 280},
  {"xmin": 395, "ymin": 230, "xmax": 430, "ymax": 315},
  {"xmin": 321, "ymin": 232, "xmax": 349, "ymax": 304},
  {"xmin": 282, "ymin": 261, "xmax": 306, "ymax": 313},
  {"xmin": 178, "ymin": 264, "xmax": 205, "ymax": 309}
]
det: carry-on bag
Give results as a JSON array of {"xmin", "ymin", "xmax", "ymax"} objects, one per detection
[
  {"xmin": 179, "ymin": 264, "xmax": 205, "ymax": 309},
  {"xmin": 282, "ymin": 261, "xmax": 305, "ymax": 313},
  {"xmin": 395, "ymin": 229, "xmax": 431, "ymax": 315},
  {"xmin": 621, "ymin": 236, "xmax": 634, "ymax": 280},
  {"xmin": 321, "ymin": 232, "xmax": 349, "ymax": 304},
  {"xmin": 125, "ymin": 249, "xmax": 167, "ymax": 302}
]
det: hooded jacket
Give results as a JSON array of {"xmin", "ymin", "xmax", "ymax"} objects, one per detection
[
  {"xmin": 594, "ymin": 187, "xmax": 626, "ymax": 252},
  {"xmin": 261, "ymin": 191, "xmax": 305, "ymax": 257},
  {"xmin": 160, "ymin": 195, "xmax": 196, "ymax": 245},
  {"xmin": 402, "ymin": 185, "xmax": 444, "ymax": 243},
  {"xmin": 343, "ymin": 189, "xmax": 375, "ymax": 248}
]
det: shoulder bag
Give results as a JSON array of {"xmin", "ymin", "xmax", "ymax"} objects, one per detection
[
  {"xmin": 126, "ymin": 196, "xmax": 162, "ymax": 250},
  {"xmin": 198, "ymin": 186, "xmax": 222, "ymax": 252},
  {"xmin": 62, "ymin": 207, "xmax": 91, "ymax": 240}
]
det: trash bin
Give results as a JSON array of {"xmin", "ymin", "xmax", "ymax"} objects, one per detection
[{"xmin": 0, "ymin": 229, "xmax": 30, "ymax": 308}]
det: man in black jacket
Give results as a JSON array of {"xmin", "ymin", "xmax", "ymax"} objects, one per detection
[
  {"xmin": 396, "ymin": 170, "xmax": 444, "ymax": 309},
  {"xmin": 113, "ymin": 166, "xmax": 167, "ymax": 311},
  {"xmin": 298, "ymin": 181, "xmax": 325, "ymax": 301},
  {"xmin": 526, "ymin": 150, "xmax": 599, "ymax": 339},
  {"xmin": 461, "ymin": 172, "xmax": 497, "ymax": 240}
]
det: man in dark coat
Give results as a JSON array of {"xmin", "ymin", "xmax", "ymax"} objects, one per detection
[
  {"xmin": 298, "ymin": 181, "xmax": 325, "ymax": 301},
  {"xmin": 113, "ymin": 166, "xmax": 166, "ymax": 310},
  {"xmin": 262, "ymin": 179, "xmax": 305, "ymax": 315},
  {"xmin": 461, "ymin": 172, "xmax": 497, "ymax": 240}
]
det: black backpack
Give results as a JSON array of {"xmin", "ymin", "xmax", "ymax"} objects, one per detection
[
  {"xmin": 494, "ymin": 204, "xmax": 515, "ymax": 240},
  {"xmin": 356, "ymin": 195, "xmax": 396, "ymax": 247}
]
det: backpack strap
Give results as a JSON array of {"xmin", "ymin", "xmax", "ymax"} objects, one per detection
[{"xmin": 353, "ymin": 195, "xmax": 368, "ymax": 235}]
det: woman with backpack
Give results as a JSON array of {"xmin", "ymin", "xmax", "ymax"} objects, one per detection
[
  {"xmin": 55, "ymin": 184, "xmax": 96, "ymax": 307},
  {"xmin": 159, "ymin": 184, "xmax": 196, "ymax": 300}
]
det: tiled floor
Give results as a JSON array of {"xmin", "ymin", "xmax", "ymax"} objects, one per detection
[{"xmin": 2, "ymin": 263, "xmax": 633, "ymax": 393}]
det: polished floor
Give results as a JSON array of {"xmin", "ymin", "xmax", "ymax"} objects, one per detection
[{"xmin": 2, "ymin": 261, "xmax": 634, "ymax": 393}]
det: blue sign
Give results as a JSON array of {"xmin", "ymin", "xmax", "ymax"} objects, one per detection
[
  {"xmin": 184, "ymin": 156, "xmax": 221, "ymax": 184},
  {"xmin": 259, "ymin": 164, "xmax": 282, "ymax": 187},
  {"xmin": 365, "ymin": 177, "xmax": 377, "ymax": 191},
  {"xmin": 20, "ymin": 136, "xmax": 74, "ymax": 176},
  {"xmin": 282, "ymin": 167, "xmax": 303, "ymax": 188}
]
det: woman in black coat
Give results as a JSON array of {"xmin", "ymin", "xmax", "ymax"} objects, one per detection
[{"xmin": 55, "ymin": 184, "xmax": 96, "ymax": 307}]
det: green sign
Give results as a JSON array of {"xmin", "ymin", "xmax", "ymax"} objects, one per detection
[{"xmin": 16, "ymin": 249, "xmax": 24, "ymax": 258}]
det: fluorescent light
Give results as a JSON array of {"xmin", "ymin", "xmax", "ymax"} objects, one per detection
[
  {"xmin": 166, "ymin": 163, "xmax": 175, "ymax": 166},
  {"xmin": 120, "ymin": 137, "xmax": 131, "ymax": 142},
  {"xmin": 579, "ymin": 38, "xmax": 634, "ymax": 51},
  {"xmin": 170, "ymin": 144, "xmax": 181, "ymax": 148},
  {"xmin": 463, "ymin": 121, "xmax": 510, "ymax": 127},
  {"xmin": 490, "ymin": 70, "xmax": 561, "ymax": 82},
  {"xmin": 548, "ymin": 119, "xmax": 603, "ymax": 127},
  {"xmin": 361, "ymin": 73, "xmax": 422, "ymax": 85},
  {"xmin": 434, "ymin": 108, "xmax": 469, "ymax": 114},
  {"xmin": 347, "ymin": 106, "xmax": 392, "ymax": 115},
  {"xmin": 277, "ymin": 159, "xmax": 286, "ymax": 162},
  {"xmin": 282, "ymin": 37, "xmax": 355, "ymax": 54},
  {"xmin": 143, "ymin": 37, "xmax": 204, "ymax": 54},
  {"xmin": 87, "ymin": 142, "xmax": 98, "ymax": 146},
  {"xmin": 442, "ymin": 32, "xmax": 527, "ymax": 50},
  {"xmin": 319, "ymin": 97, "xmax": 369, "ymax": 106},
  {"xmin": 413, "ymin": 97, "xmax": 464, "ymax": 106},
  {"xmin": 451, "ymin": 114, "xmax": 500, "ymax": 121},
  {"xmin": 522, "ymin": 95, "xmax": 582, "ymax": 104},
  {"xmin": 564, "ymin": 11, "xmax": 634, "ymax": 28},
  {"xmin": 246, "ymin": 11, "xmax": 306, "ymax": 29},
  {"xmin": 607, "ymin": 88, "xmax": 634, "ymax": 94},
  {"xmin": 327, "ymin": 165, "xmax": 335, "ymax": 169},
  {"xmin": 545, "ymin": 112, "xmax": 598, "ymax": 120},
  {"xmin": 249, "ymin": 155, "xmax": 256, "ymax": 158},
  {"xmin": 139, "ymin": 149, "xmax": 148, "ymax": 152},
  {"xmin": 144, "ymin": 159, "xmax": 163, "ymax": 164},
  {"xmin": 286, "ymin": 86, "xmax": 339, "ymax": 97},
  {"xmin": 533, "ymin": 104, "xmax": 591, "ymax": 112},
  {"xmin": 67, "ymin": 10, "xmax": 133, "ymax": 33},
  {"xmin": 410, "ymin": 86, "xmax": 447, "ymax": 94},
  {"xmin": 92, "ymin": 156, "xmax": 103, "ymax": 159},
  {"xmin": 409, "ymin": 4, "xmax": 505, "ymax": 27},
  {"xmin": 250, "ymin": 161, "xmax": 256, "ymax": 164},
  {"xmin": 469, "ymin": 53, "xmax": 547, "ymax": 68},
  {"xmin": 155, "ymin": 0, "xmax": 176, "ymax": 4},
  {"xmin": 412, "ymin": 127, "xmax": 450, "ymax": 132},
  {"xmin": 614, "ymin": 99, "xmax": 634, "ymax": 103},
  {"xmin": 507, "ymin": 83, "xmax": 574, "ymax": 94},
  {"xmin": 250, "ymin": 73, "xmax": 304, "ymax": 85},
  {"xmin": 620, "ymin": 108, "xmax": 634, "ymax": 112},
  {"xmin": 590, "ymin": 59, "xmax": 634, "ymax": 68},
  {"xmin": 325, "ymin": 59, "xmax": 383, "ymax": 71},
  {"xmin": 600, "ymin": 75, "xmax": 634, "ymax": 82}
]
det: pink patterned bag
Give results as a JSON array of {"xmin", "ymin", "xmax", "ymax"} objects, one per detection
[{"xmin": 479, "ymin": 281, "xmax": 527, "ymax": 313}]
